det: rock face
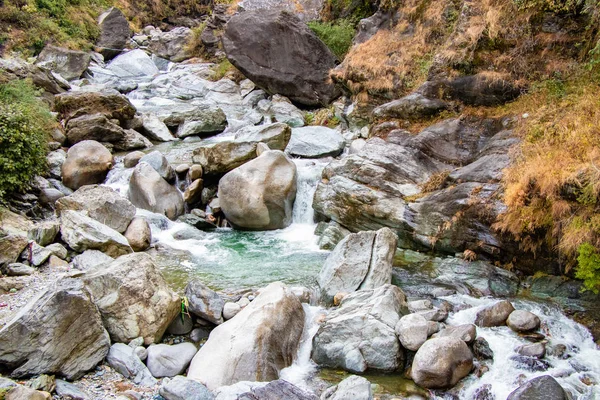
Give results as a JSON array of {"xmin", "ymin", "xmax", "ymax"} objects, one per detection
[
  {"xmin": 146, "ymin": 343, "xmax": 198, "ymax": 378},
  {"xmin": 185, "ymin": 280, "xmax": 224, "ymax": 325},
  {"xmin": 148, "ymin": 27, "xmax": 193, "ymax": 62},
  {"xmin": 313, "ymin": 120, "xmax": 521, "ymax": 264},
  {"xmin": 62, "ymin": 140, "xmax": 113, "ymax": 190},
  {"xmin": 218, "ymin": 150, "xmax": 297, "ymax": 230},
  {"xmin": 97, "ymin": 7, "xmax": 131, "ymax": 60},
  {"xmin": 317, "ymin": 228, "xmax": 397, "ymax": 303},
  {"xmin": 54, "ymin": 90, "xmax": 136, "ymax": 124},
  {"xmin": 60, "ymin": 210, "xmax": 132, "ymax": 257},
  {"xmin": 56, "ymin": 185, "xmax": 136, "ymax": 233},
  {"xmin": 82, "ymin": 253, "xmax": 180, "ymax": 344},
  {"xmin": 285, "ymin": 126, "xmax": 346, "ymax": 158},
  {"xmin": 507, "ymin": 375, "xmax": 570, "ymax": 400},
  {"xmin": 0, "ymin": 279, "xmax": 110, "ymax": 380},
  {"xmin": 129, "ymin": 162, "xmax": 185, "ymax": 220},
  {"xmin": 193, "ymin": 123, "xmax": 291, "ymax": 177},
  {"xmin": 312, "ymin": 285, "xmax": 407, "ymax": 373},
  {"xmin": 411, "ymin": 337, "xmax": 473, "ymax": 389},
  {"xmin": 35, "ymin": 45, "xmax": 91, "ymax": 80},
  {"xmin": 222, "ymin": 10, "xmax": 340, "ymax": 106},
  {"xmin": 506, "ymin": 310, "xmax": 541, "ymax": 333},
  {"xmin": 187, "ymin": 282, "xmax": 305, "ymax": 390},
  {"xmin": 475, "ymin": 300, "xmax": 515, "ymax": 327}
]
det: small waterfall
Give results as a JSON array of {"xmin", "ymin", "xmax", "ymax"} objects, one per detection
[
  {"xmin": 280, "ymin": 304, "xmax": 327, "ymax": 391},
  {"xmin": 291, "ymin": 159, "xmax": 327, "ymax": 225},
  {"xmin": 103, "ymin": 161, "xmax": 133, "ymax": 197}
]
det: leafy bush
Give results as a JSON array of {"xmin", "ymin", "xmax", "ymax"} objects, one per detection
[
  {"xmin": 0, "ymin": 80, "xmax": 51, "ymax": 199},
  {"xmin": 308, "ymin": 19, "xmax": 355, "ymax": 60},
  {"xmin": 576, "ymin": 243, "xmax": 600, "ymax": 293}
]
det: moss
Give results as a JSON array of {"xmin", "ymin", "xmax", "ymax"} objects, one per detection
[
  {"xmin": 576, "ymin": 243, "xmax": 600, "ymax": 293},
  {"xmin": 308, "ymin": 19, "xmax": 356, "ymax": 60}
]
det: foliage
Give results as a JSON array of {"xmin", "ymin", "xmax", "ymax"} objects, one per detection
[
  {"xmin": 308, "ymin": 19, "xmax": 355, "ymax": 60},
  {"xmin": 0, "ymin": 80, "xmax": 51, "ymax": 199},
  {"xmin": 576, "ymin": 243, "xmax": 600, "ymax": 293},
  {"xmin": 321, "ymin": 0, "xmax": 374, "ymax": 23},
  {"xmin": 209, "ymin": 59, "xmax": 244, "ymax": 82}
]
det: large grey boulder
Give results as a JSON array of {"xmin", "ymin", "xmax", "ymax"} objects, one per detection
[
  {"xmin": 222, "ymin": 10, "xmax": 340, "ymax": 106},
  {"xmin": 286, "ymin": 126, "xmax": 345, "ymax": 158},
  {"xmin": 185, "ymin": 280, "xmax": 225, "ymax": 325},
  {"xmin": 129, "ymin": 162, "xmax": 184, "ymax": 220},
  {"xmin": 0, "ymin": 279, "xmax": 110, "ymax": 380},
  {"xmin": 62, "ymin": 141, "xmax": 113, "ymax": 190},
  {"xmin": 317, "ymin": 228, "xmax": 397, "ymax": 304},
  {"xmin": 507, "ymin": 375, "xmax": 570, "ymax": 400},
  {"xmin": 35, "ymin": 45, "xmax": 91, "ymax": 81},
  {"xmin": 411, "ymin": 337, "xmax": 473, "ymax": 389},
  {"xmin": 395, "ymin": 313, "xmax": 429, "ymax": 351},
  {"xmin": 97, "ymin": 7, "xmax": 132, "ymax": 60},
  {"xmin": 237, "ymin": 380, "xmax": 318, "ymax": 400},
  {"xmin": 176, "ymin": 109, "xmax": 228, "ymax": 138},
  {"xmin": 322, "ymin": 375, "xmax": 373, "ymax": 400},
  {"xmin": 54, "ymin": 90, "xmax": 136, "ymax": 124},
  {"xmin": 312, "ymin": 284, "xmax": 407, "ymax": 373},
  {"xmin": 475, "ymin": 300, "xmax": 515, "ymax": 327},
  {"xmin": 193, "ymin": 123, "xmax": 291, "ymax": 177},
  {"xmin": 187, "ymin": 282, "xmax": 305, "ymax": 390},
  {"xmin": 146, "ymin": 343, "xmax": 198, "ymax": 378},
  {"xmin": 82, "ymin": 253, "xmax": 180, "ymax": 344},
  {"xmin": 106, "ymin": 343, "xmax": 157, "ymax": 387},
  {"xmin": 148, "ymin": 27, "xmax": 193, "ymax": 62},
  {"xmin": 218, "ymin": 150, "xmax": 297, "ymax": 230},
  {"xmin": 60, "ymin": 210, "xmax": 133, "ymax": 257},
  {"xmin": 159, "ymin": 376, "xmax": 214, "ymax": 400},
  {"xmin": 107, "ymin": 49, "xmax": 159, "ymax": 77},
  {"xmin": 56, "ymin": 185, "xmax": 136, "ymax": 233}
]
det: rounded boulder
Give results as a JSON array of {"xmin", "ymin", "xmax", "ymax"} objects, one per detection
[
  {"xmin": 411, "ymin": 337, "xmax": 473, "ymax": 389},
  {"xmin": 62, "ymin": 140, "xmax": 113, "ymax": 190}
]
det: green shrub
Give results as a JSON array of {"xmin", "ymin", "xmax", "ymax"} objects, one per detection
[
  {"xmin": 0, "ymin": 80, "xmax": 51, "ymax": 199},
  {"xmin": 576, "ymin": 243, "xmax": 600, "ymax": 293},
  {"xmin": 308, "ymin": 19, "xmax": 355, "ymax": 60}
]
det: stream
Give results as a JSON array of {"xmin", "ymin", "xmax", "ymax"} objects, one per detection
[{"xmin": 88, "ymin": 57, "xmax": 600, "ymax": 399}]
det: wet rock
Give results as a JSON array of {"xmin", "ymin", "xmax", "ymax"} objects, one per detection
[
  {"xmin": 97, "ymin": 7, "xmax": 131, "ymax": 60},
  {"xmin": 60, "ymin": 210, "xmax": 133, "ymax": 257},
  {"xmin": 317, "ymin": 228, "xmax": 397, "ymax": 304},
  {"xmin": 54, "ymin": 90, "xmax": 136, "ymax": 124},
  {"xmin": 372, "ymin": 93, "xmax": 449, "ymax": 119},
  {"xmin": 142, "ymin": 114, "xmax": 177, "ymax": 142},
  {"xmin": 475, "ymin": 300, "xmax": 515, "ymax": 327},
  {"xmin": 222, "ymin": 302, "xmax": 242, "ymax": 320},
  {"xmin": 395, "ymin": 313, "xmax": 429, "ymax": 351},
  {"xmin": 124, "ymin": 217, "xmax": 152, "ymax": 252},
  {"xmin": 28, "ymin": 220, "xmax": 60, "ymax": 246},
  {"xmin": 411, "ymin": 337, "xmax": 474, "ymax": 389},
  {"xmin": 506, "ymin": 375, "xmax": 569, "ymax": 400},
  {"xmin": 184, "ymin": 179, "xmax": 204, "ymax": 205},
  {"xmin": 222, "ymin": 10, "xmax": 340, "ymax": 106},
  {"xmin": 0, "ymin": 278, "xmax": 110, "ymax": 380},
  {"xmin": 190, "ymin": 328, "xmax": 210, "ymax": 342},
  {"xmin": 185, "ymin": 280, "xmax": 225, "ymax": 325},
  {"xmin": 55, "ymin": 379, "xmax": 90, "ymax": 400},
  {"xmin": 321, "ymin": 375, "xmax": 372, "ymax": 400},
  {"xmin": 71, "ymin": 250, "xmax": 113, "ymax": 271},
  {"xmin": 129, "ymin": 162, "xmax": 184, "ymax": 220},
  {"xmin": 61, "ymin": 141, "xmax": 113, "ymax": 190},
  {"xmin": 83, "ymin": 253, "xmax": 180, "ymax": 344},
  {"xmin": 510, "ymin": 355, "xmax": 551, "ymax": 372},
  {"xmin": 159, "ymin": 375, "xmax": 214, "ymax": 400},
  {"xmin": 107, "ymin": 49, "xmax": 159, "ymax": 78},
  {"xmin": 187, "ymin": 282, "xmax": 305, "ymax": 390},
  {"xmin": 507, "ymin": 310, "xmax": 541, "ymax": 333},
  {"xmin": 317, "ymin": 221, "xmax": 351, "ymax": 250},
  {"xmin": 285, "ymin": 126, "xmax": 345, "ymax": 158},
  {"xmin": 146, "ymin": 343, "xmax": 197, "ymax": 378},
  {"xmin": 238, "ymin": 379, "xmax": 318, "ymax": 400},
  {"xmin": 517, "ymin": 342, "xmax": 546, "ymax": 359},
  {"xmin": 177, "ymin": 214, "xmax": 218, "ymax": 231},
  {"xmin": 432, "ymin": 324, "xmax": 477, "ymax": 344},
  {"xmin": 312, "ymin": 285, "xmax": 407, "ymax": 373},
  {"xmin": 218, "ymin": 150, "xmax": 297, "ymax": 230},
  {"xmin": 106, "ymin": 343, "xmax": 157, "ymax": 387},
  {"xmin": 188, "ymin": 165, "xmax": 203, "ymax": 181},
  {"xmin": 472, "ymin": 337, "xmax": 494, "ymax": 360},
  {"xmin": 56, "ymin": 185, "xmax": 136, "ymax": 233}
]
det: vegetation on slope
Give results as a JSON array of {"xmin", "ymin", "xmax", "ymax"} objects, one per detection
[
  {"xmin": 308, "ymin": 19, "xmax": 356, "ymax": 59},
  {"xmin": 0, "ymin": 79, "xmax": 52, "ymax": 200}
]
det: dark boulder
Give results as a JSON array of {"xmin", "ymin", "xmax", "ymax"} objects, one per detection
[
  {"xmin": 96, "ymin": 7, "xmax": 131, "ymax": 60},
  {"xmin": 507, "ymin": 375, "xmax": 570, "ymax": 400},
  {"xmin": 35, "ymin": 45, "xmax": 91, "ymax": 81},
  {"xmin": 222, "ymin": 10, "xmax": 340, "ymax": 106}
]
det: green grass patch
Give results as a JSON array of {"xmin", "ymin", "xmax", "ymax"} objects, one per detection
[{"xmin": 308, "ymin": 19, "xmax": 355, "ymax": 60}]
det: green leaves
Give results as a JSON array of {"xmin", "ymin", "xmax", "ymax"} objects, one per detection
[{"xmin": 576, "ymin": 242, "xmax": 600, "ymax": 293}]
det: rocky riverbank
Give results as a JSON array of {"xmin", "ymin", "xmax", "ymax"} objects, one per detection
[{"xmin": 1, "ymin": 1, "xmax": 599, "ymax": 399}]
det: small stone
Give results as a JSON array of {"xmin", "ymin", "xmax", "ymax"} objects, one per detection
[
  {"xmin": 517, "ymin": 342, "xmax": 546, "ymax": 359},
  {"xmin": 188, "ymin": 165, "xmax": 203, "ymax": 181},
  {"xmin": 473, "ymin": 337, "xmax": 494, "ymax": 360},
  {"xmin": 176, "ymin": 164, "xmax": 190, "ymax": 175},
  {"xmin": 395, "ymin": 313, "xmax": 429, "ymax": 351},
  {"xmin": 408, "ymin": 299, "xmax": 433, "ymax": 313},
  {"xmin": 190, "ymin": 328, "xmax": 210, "ymax": 342},
  {"xmin": 146, "ymin": 342, "xmax": 198, "ymax": 378},
  {"xmin": 416, "ymin": 307, "xmax": 448, "ymax": 322},
  {"xmin": 236, "ymin": 297, "xmax": 250, "ymax": 308},
  {"xmin": 55, "ymin": 379, "xmax": 90, "ymax": 400},
  {"xmin": 45, "ymin": 243, "xmax": 68, "ymax": 259},
  {"xmin": 135, "ymin": 346, "xmax": 148, "ymax": 361},
  {"xmin": 507, "ymin": 310, "xmax": 541, "ymax": 333},
  {"xmin": 47, "ymin": 255, "xmax": 69, "ymax": 269},
  {"xmin": 128, "ymin": 337, "xmax": 145, "ymax": 348},
  {"xmin": 124, "ymin": 151, "xmax": 145, "ymax": 168},
  {"xmin": 222, "ymin": 302, "xmax": 241, "ymax": 320},
  {"xmin": 333, "ymin": 292, "xmax": 347, "ymax": 306}
]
